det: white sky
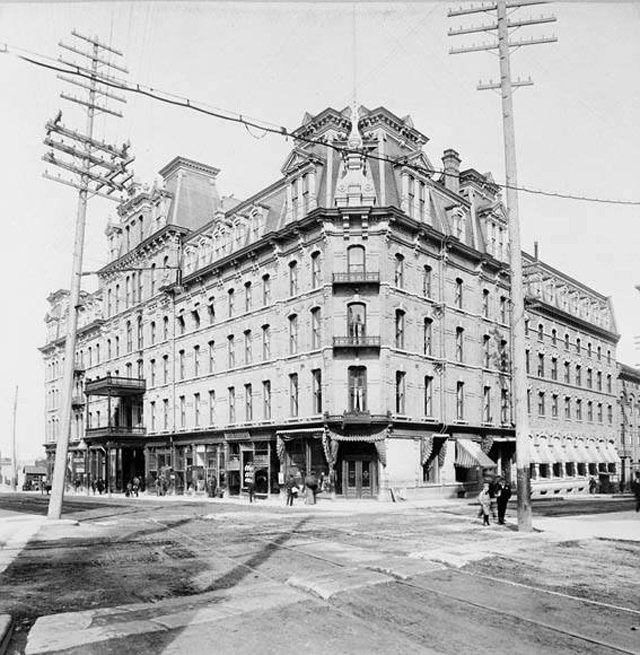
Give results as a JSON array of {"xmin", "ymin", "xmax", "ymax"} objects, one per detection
[{"xmin": 0, "ymin": 1, "xmax": 638, "ymax": 461}]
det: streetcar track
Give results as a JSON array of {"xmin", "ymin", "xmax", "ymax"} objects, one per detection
[{"xmin": 145, "ymin": 515, "xmax": 640, "ymax": 655}]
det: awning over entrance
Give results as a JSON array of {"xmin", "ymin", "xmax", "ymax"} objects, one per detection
[
  {"xmin": 455, "ymin": 439, "xmax": 496, "ymax": 469},
  {"xmin": 327, "ymin": 429, "xmax": 387, "ymax": 467}
]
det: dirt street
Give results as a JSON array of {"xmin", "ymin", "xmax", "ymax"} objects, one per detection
[{"xmin": 0, "ymin": 493, "xmax": 638, "ymax": 654}]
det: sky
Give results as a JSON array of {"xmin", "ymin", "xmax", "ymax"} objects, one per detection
[{"xmin": 0, "ymin": 1, "xmax": 638, "ymax": 462}]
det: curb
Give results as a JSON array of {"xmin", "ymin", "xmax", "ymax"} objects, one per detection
[{"xmin": 0, "ymin": 615, "xmax": 13, "ymax": 655}]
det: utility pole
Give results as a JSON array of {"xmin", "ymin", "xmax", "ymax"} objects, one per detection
[
  {"xmin": 448, "ymin": 1, "xmax": 557, "ymax": 532},
  {"xmin": 11, "ymin": 386, "xmax": 18, "ymax": 492},
  {"xmin": 43, "ymin": 31, "xmax": 134, "ymax": 520}
]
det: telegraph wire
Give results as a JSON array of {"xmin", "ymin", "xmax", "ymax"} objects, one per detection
[{"xmin": 3, "ymin": 42, "xmax": 640, "ymax": 207}]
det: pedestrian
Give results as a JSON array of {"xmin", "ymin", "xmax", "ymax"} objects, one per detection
[
  {"xmin": 285, "ymin": 474, "xmax": 298, "ymax": 507},
  {"xmin": 631, "ymin": 472, "xmax": 640, "ymax": 513},
  {"xmin": 304, "ymin": 470, "xmax": 318, "ymax": 505},
  {"xmin": 488, "ymin": 476, "xmax": 499, "ymax": 521},
  {"xmin": 589, "ymin": 476, "xmax": 598, "ymax": 494},
  {"xmin": 496, "ymin": 478, "xmax": 512, "ymax": 525},
  {"xmin": 132, "ymin": 476, "xmax": 140, "ymax": 497},
  {"xmin": 125, "ymin": 482, "xmax": 132, "ymax": 498},
  {"xmin": 91, "ymin": 479, "xmax": 96, "ymax": 495},
  {"xmin": 244, "ymin": 462, "xmax": 255, "ymax": 503},
  {"xmin": 96, "ymin": 478, "xmax": 105, "ymax": 495},
  {"xmin": 477, "ymin": 482, "xmax": 491, "ymax": 526}
]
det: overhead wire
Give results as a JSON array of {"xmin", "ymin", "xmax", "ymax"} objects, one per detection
[{"xmin": 3, "ymin": 41, "xmax": 640, "ymax": 207}]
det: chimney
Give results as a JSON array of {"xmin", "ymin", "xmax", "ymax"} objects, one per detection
[{"xmin": 442, "ymin": 149, "xmax": 461, "ymax": 194}]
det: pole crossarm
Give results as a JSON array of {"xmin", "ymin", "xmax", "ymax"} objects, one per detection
[
  {"xmin": 44, "ymin": 136, "xmax": 130, "ymax": 173},
  {"xmin": 448, "ymin": 15, "xmax": 556, "ymax": 35},
  {"xmin": 60, "ymin": 92, "xmax": 124, "ymax": 117},
  {"xmin": 57, "ymin": 74, "xmax": 126, "ymax": 103},
  {"xmin": 42, "ymin": 172, "xmax": 125, "ymax": 202},
  {"xmin": 448, "ymin": 0, "xmax": 551, "ymax": 17},
  {"xmin": 42, "ymin": 153, "xmax": 130, "ymax": 191},
  {"xmin": 450, "ymin": 35, "xmax": 557, "ymax": 54},
  {"xmin": 59, "ymin": 41, "xmax": 129, "ymax": 74},
  {"xmin": 45, "ymin": 122, "xmax": 131, "ymax": 160},
  {"xmin": 71, "ymin": 29, "xmax": 123, "ymax": 56},
  {"xmin": 478, "ymin": 78, "xmax": 533, "ymax": 90}
]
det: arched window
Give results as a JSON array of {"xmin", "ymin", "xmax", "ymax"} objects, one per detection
[
  {"xmin": 311, "ymin": 251, "xmax": 321, "ymax": 287},
  {"xmin": 311, "ymin": 307, "xmax": 321, "ymax": 349},
  {"xmin": 394, "ymin": 254, "xmax": 405, "ymax": 288},
  {"xmin": 348, "ymin": 366, "xmax": 367, "ymax": 412},
  {"xmin": 347, "ymin": 303, "xmax": 366, "ymax": 341},
  {"xmin": 423, "ymin": 265, "xmax": 432, "ymax": 297},
  {"xmin": 424, "ymin": 318, "xmax": 433, "ymax": 356},
  {"xmin": 347, "ymin": 245, "xmax": 366, "ymax": 275},
  {"xmin": 395, "ymin": 309, "xmax": 405, "ymax": 349},
  {"xmin": 289, "ymin": 261, "xmax": 298, "ymax": 295},
  {"xmin": 137, "ymin": 316, "xmax": 143, "ymax": 349}
]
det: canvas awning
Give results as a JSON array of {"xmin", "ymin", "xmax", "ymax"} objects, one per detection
[
  {"xmin": 548, "ymin": 439, "xmax": 564, "ymax": 463},
  {"xmin": 562, "ymin": 438, "xmax": 580, "ymax": 462},
  {"xmin": 582, "ymin": 441, "xmax": 600, "ymax": 464},
  {"xmin": 598, "ymin": 441, "xmax": 620, "ymax": 464},
  {"xmin": 605, "ymin": 442, "xmax": 621, "ymax": 464},
  {"xmin": 455, "ymin": 439, "xmax": 496, "ymax": 469},
  {"xmin": 531, "ymin": 438, "xmax": 555, "ymax": 465},
  {"xmin": 574, "ymin": 440, "xmax": 591, "ymax": 464}
]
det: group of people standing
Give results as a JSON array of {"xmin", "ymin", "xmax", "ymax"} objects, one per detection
[
  {"xmin": 285, "ymin": 470, "xmax": 326, "ymax": 506},
  {"xmin": 477, "ymin": 477, "xmax": 512, "ymax": 526}
]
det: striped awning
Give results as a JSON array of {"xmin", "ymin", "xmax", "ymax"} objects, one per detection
[
  {"xmin": 548, "ymin": 438, "xmax": 564, "ymax": 463},
  {"xmin": 562, "ymin": 438, "xmax": 580, "ymax": 462},
  {"xmin": 582, "ymin": 441, "xmax": 600, "ymax": 464},
  {"xmin": 455, "ymin": 439, "xmax": 496, "ymax": 469},
  {"xmin": 531, "ymin": 438, "xmax": 555, "ymax": 465},
  {"xmin": 606, "ymin": 442, "xmax": 621, "ymax": 464},
  {"xmin": 574, "ymin": 440, "xmax": 591, "ymax": 464},
  {"xmin": 598, "ymin": 441, "xmax": 620, "ymax": 464}
]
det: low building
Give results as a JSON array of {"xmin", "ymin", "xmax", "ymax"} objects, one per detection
[{"xmin": 40, "ymin": 104, "xmax": 622, "ymax": 500}]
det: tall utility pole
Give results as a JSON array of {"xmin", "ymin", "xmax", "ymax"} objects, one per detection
[
  {"xmin": 11, "ymin": 386, "xmax": 18, "ymax": 492},
  {"xmin": 448, "ymin": 1, "xmax": 556, "ymax": 532},
  {"xmin": 43, "ymin": 31, "xmax": 134, "ymax": 520}
]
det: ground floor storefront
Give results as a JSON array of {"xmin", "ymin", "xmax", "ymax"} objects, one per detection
[{"xmin": 44, "ymin": 428, "xmax": 622, "ymax": 501}]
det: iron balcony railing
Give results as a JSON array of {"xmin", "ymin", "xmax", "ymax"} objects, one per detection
[
  {"xmin": 86, "ymin": 426, "xmax": 147, "ymax": 438},
  {"xmin": 332, "ymin": 271, "xmax": 380, "ymax": 285},
  {"xmin": 71, "ymin": 395, "xmax": 85, "ymax": 407},
  {"xmin": 85, "ymin": 375, "xmax": 146, "ymax": 397},
  {"xmin": 333, "ymin": 336, "xmax": 381, "ymax": 348}
]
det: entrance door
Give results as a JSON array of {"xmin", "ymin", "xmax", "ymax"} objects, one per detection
[{"xmin": 342, "ymin": 458, "xmax": 377, "ymax": 499}]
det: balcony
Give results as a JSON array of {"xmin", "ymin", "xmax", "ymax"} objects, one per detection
[
  {"xmin": 85, "ymin": 375, "xmax": 146, "ymax": 397},
  {"xmin": 342, "ymin": 410, "xmax": 371, "ymax": 424},
  {"xmin": 73, "ymin": 363, "xmax": 85, "ymax": 376},
  {"xmin": 333, "ymin": 336, "xmax": 381, "ymax": 350},
  {"xmin": 332, "ymin": 271, "xmax": 380, "ymax": 287},
  {"xmin": 71, "ymin": 395, "xmax": 85, "ymax": 407},
  {"xmin": 86, "ymin": 426, "xmax": 147, "ymax": 439}
]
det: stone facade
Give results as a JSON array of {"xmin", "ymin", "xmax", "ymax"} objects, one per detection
[
  {"xmin": 40, "ymin": 105, "xmax": 622, "ymax": 500},
  {"xmin": 617, "ymin": 363, "xmax": 640, "ymax": 487}
]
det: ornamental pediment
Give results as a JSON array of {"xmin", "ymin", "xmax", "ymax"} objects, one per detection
[{"xmin": 280, "ymin": 148, "xmax": 322, "ymax": 176}]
